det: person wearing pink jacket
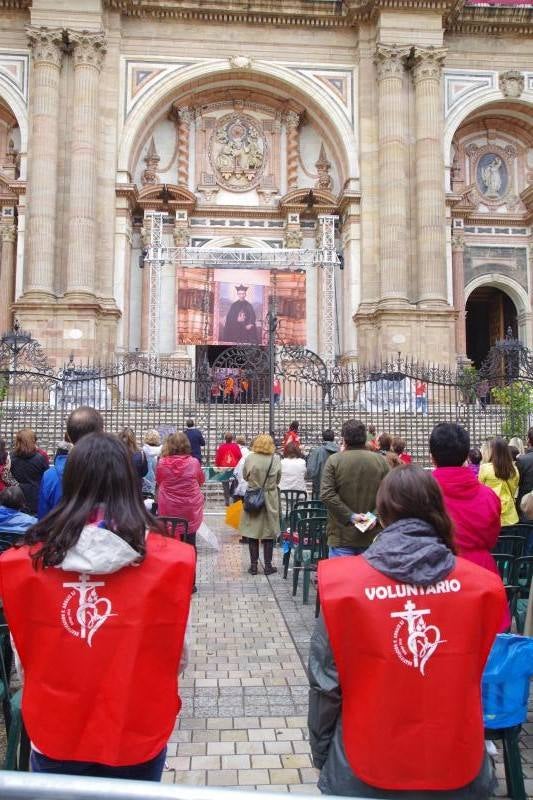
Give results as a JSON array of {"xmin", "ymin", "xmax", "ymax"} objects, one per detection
[
  {"xmin": 156, "ymin": 432, "xmax": 205, "ymax": 592},
  {"xmin": 430, "ymin": 422, "xmax": 509, "ymax": 631}
]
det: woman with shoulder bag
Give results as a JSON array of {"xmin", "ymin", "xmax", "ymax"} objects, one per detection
[{"xmin": 239, "ymin": 434, "xmax": 281, "ymax": 575}]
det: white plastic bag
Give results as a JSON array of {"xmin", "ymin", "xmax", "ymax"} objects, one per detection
[{"xmin": 196, "ymin": 521, "xmax": 220, "ymax": 551}]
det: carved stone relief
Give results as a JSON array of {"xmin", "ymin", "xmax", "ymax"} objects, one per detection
[
  {"xmin": 464, "ymin": 142, "xmax": 517, "ymax": 209},
  {"xmin": 499, "ymin": 70, "xmax": 524, "ymax": 99},
  {"xmin": 208, "ymin": 113, "xmax": 266, "ymax": 192}
]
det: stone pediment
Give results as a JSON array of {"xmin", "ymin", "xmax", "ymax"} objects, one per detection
[
  {"xmin": 279, "ymin": 188, "xmax": 338, "ymax": 214},
  {"xmin": 137, "ymin": 183, "xmax": 196, "ymax": 212}
]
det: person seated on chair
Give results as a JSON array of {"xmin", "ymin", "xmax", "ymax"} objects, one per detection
[
  {"xmin": 0, "ymin": 433, "xmax": 194, "ymax": 781},
  {"xmin": 280, "ymin": 443, "xmax": 307, "ymax": 495},
  {"xmin": 0, "ymin": 485, "xmax": 37, "ymax": 540},
  {"xmin": 309, "ymin": 465, "xmax": 506, "ymax": 799},
  {"xmin": 156, "ymin": 432, "xmax": 205, "ymax": 593}
]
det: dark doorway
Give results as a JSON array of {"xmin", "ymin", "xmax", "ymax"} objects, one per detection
[
  {"xmin": 466, "ymin": 286, "xmax": 518, "ymax": 368},
  {"xmin": 196, "ymin": 344, "xmax": 265, "ymax": 367}
]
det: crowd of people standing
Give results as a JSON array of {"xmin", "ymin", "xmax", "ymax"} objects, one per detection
[{"xmin": 0, "ymin": 409, "xmax": 530, "ymax": 796}]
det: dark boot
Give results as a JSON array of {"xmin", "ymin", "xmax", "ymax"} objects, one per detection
[
  {"xmin": 248, "ymin": 539, "xmax": 259, "ymax": 575},
  {"xmin": 263, "ymin": 539, "xmax": 277, "ymax": 575}
]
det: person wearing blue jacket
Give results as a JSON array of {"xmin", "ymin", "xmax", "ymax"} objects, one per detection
[
  {"xmin": 0, "ymin": 485, "xmax": 37, "ymax": 539},
  {"xmin": 184, "ymin": 419, "xmax": 205, "ymax": 464},
  {"xmin": 38, "ymin": 443, "xmax": 70, "ymax": 519}
]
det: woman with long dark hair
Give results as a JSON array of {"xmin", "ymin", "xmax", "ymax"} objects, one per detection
[
  {"xmin": 10, "ymin": 428, "xmax": 48, "ymax": 515},
  {"xmin": 118, "ymin": 427, "xmax": 148, "ymax": 493},
  {"xmin": 479, "ymin": 437, "xmax": 519, "ymax": 526},
  {"xmin": 310, "ymin": 465, "xmax": 505, "ymax": 798},
  {"xmin": 0, "ymin": 433, "xmax": 194, "ymax": 781}
]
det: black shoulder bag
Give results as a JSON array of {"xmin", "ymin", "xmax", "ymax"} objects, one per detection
[{"xmin": 243, "ymin": 456, "xmax": 274, "ymax": 514}]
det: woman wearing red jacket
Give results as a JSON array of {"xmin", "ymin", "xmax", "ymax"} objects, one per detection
[{"xmin": 0, "ymin": 433, "xmax": 194, "ymax": 780}]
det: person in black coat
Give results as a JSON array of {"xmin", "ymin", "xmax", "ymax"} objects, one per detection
[
  {"xmin": 10, "ymin": 428, "xmax": 49, "ymax": 516},
  {"xmin": 184, "ymin": 419, "xmax": 205, "ymax": 464}
]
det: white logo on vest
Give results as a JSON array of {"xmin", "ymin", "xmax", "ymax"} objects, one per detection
[
  {"xmin": 61, "ymin": 573, "xmax": 116, "ymax": 647},
  {"xmin": 391, "ymin": 600, "xmax": 445, "ymax": 676}
]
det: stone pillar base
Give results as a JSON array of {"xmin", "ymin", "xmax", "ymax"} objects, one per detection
[
  {"xmin": 355, "ymin": 305, "xmax": 457, "ymax": 365},
  {"xmin": 13, "ymin": 296, "xmax": 121, "ymax": 365}
]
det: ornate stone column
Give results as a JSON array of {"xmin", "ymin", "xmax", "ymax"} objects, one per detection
[
  {"xmin": 0, "ymin": 220, "xmax": 16, "ymax": 331},
  {"xmin": 24, "ymin": 26, "xmax": 64, "ymax": 297},
  {"xmin": 177, "ymin": 107, "xmax": 193, "ymax": 187},
  {"xmin": 375, "ymin": 44, "xmax": 410, "ymax": 305},
  {"xmin": 65, "ymin": 30, "xmax": 106, "ymax": 298},
  {"xmin": 451, "ymin": 229, "xmax": 467, "ymax": 357},
  {"xmin": 412, "ymin": 46, "xmax": 448, "ymax": 306},
  {"xmin": 285, "ymin": 111, "xmax": 300, "ymax": 190}
]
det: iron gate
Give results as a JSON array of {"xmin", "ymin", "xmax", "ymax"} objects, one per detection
[{"xmin": 0, "ymin": 330, "xmax": 531, "ymax": 466}]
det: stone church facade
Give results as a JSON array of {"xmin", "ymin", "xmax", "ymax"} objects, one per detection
[{"xmin": 0, "ymin": 0, "xmax": 531, "ymax": 366}]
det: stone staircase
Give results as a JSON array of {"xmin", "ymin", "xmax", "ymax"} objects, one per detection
[{"xmin": 0, "ymin": 400, "xmax": 509, "ymax": 470}]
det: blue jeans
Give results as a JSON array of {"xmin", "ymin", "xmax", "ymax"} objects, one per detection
[
  {"xmin": 31, "ymin": 746, "xmax": 167, "ymax": 781},
  {"xmin": 329, "ymin": 546, "xmax": 366, "ymax": 558}
]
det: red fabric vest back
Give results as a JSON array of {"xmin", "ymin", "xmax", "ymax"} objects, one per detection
[
  {"xmin": 0, "ymin": 532, "xmax": 195, "ymax": 766},
  {"xmin": 318, "ymin": 555, "xmax": 505, "ymax": 791}
]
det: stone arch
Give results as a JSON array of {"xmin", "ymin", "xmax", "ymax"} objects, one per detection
[
  {"xmin": 118, "ymin": 60, "xmax": 357, "ymax": 187},
  {"xmin": 444, "ymin": 90, "xmax": 533, "ymax": 188},
  {"xmin": 465, "ymin": 274, "xmax": 532, "ymax": 348},
  {"xmin": 0, "ymin": 77, "xmax": 28, "ymax": 166},
  {"xmin": 200, "ymin": 236, "xmax": 274, "ymax": 250}
]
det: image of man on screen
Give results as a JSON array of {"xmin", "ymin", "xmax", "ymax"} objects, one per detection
[{"xmin": 222, "ymin": 284, "xmax": 259, "ymax": 344}]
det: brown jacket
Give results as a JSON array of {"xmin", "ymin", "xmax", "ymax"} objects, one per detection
[{"xmin": 320, "ymin": 448, "xmax": 389, "ymax": 548}]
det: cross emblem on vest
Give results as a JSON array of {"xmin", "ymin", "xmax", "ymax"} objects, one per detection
[
  {"xmin": 62, "ymin": 573, "xmax": 115, "ymax": 647},
  {"xmin": 390, "ymin": 599, "xmax": 445, "ymax": 676}
]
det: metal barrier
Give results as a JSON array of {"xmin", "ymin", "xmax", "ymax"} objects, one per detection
[{"xmin": 0, "ymin": 772, "xmax": 372, "ymax": 800}]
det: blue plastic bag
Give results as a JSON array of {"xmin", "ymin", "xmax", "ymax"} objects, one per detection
[{"xmin": 482, "ymin": 633, "xmax": 533, "ymax": 729}]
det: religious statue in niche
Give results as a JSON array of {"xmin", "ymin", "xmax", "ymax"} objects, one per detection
[
  {"xmin": 209, "ymin": 113, "xmax": 266, "ymax": 191},
  {"xmin": 476, "ymin": 153, "xmax": 508, "ymax": 199}
]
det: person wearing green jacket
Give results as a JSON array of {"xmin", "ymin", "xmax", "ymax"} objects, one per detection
[{"xmin": 320, "ymin": 419, "xmax": 389, "ymax": 556}]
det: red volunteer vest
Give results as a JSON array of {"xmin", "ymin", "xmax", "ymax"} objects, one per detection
[
  {"xmin": 318, "ymin": 555, "xmax": 505, "ymax": 791},
  {"xmin": 0, "ymin": 532, "xmax": 194, "ymax": 766}
]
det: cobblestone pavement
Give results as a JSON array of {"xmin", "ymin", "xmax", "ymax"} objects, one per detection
[{"xmin": 163, "ymin": 515, "xmax": 533, "ymax": 797}]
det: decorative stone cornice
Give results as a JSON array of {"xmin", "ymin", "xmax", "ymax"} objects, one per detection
[
  {"xmin": 104, "ymin": 0, "xmax": 348, "ymax": 28},
  {"xmin": 68, "ymin": 30, "xmax": 107, "ymax": 70},
  {"xmin": 411, "ymin": 46, "xmax": 447, "ymax": 84},
  {"xmin": 374, "ymin": 44, "xmax": 409, "ymax": 81},
  {"xmin": 448, "ymin": 5, "xmax": 533, "ymax": 36},
  {"xmin": 26, "ymin": 26, "xmax": 64, "ymax": 69}
]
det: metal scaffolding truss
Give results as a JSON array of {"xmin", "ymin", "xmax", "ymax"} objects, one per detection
[{"xmin": 144, "ymin": 211, "xmax": 340, "ymax": 365}]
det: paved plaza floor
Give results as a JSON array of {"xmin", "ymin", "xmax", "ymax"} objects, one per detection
[
  {"xmin": 164, "ymin": 515, "xmax": 533, "ymax": 797},
  {"xmin": 0, "ymin": 515, "xmax": 530, "ymax": 795}
]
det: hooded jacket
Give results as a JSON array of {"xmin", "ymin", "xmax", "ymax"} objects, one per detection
[
  {"xmin": 305, "ymin": 441, "xmax": 339, "ymax": 496},
  {"xmin": 156, "ymin": 454, "xmax": 205, "ymax": 532},
  {"xmin": 0, "ymin": 506, "xmax": 37, "ymax": 537},
  {"xmin": 37, "ymin": 454, "xmax": 68, "ymax": 519},
  {"xmin": 432, "ymin": 467, "xmax": 501, "ymax": 570},
  {"xmin": 308, "ymin": 519, "xmax": 502, "ymax": 798},
  {"xmin": 142, "ymin": 444, "xmax": 162, "ymax": 495},
  {"xmin": 0, "ymin": 524, "xmax": 194, "ymax": 766},
  {"xmin": 432, "ymin": 467, "xmax": 509, "ymax": 630}
]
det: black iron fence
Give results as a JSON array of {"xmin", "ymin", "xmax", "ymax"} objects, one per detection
[{"xmin": 0, "ymin": 332, "xmax": 531, "ymax": 467}]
